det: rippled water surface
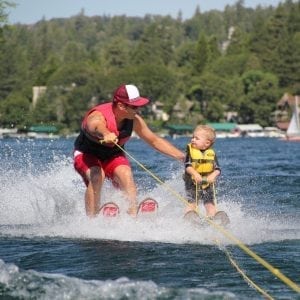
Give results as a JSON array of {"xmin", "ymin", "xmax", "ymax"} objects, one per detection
[{"xmin": 0, "ymin": 137, "xmax": 299, "ymax": 299}]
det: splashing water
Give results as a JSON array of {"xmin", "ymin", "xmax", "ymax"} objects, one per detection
[{"xmin": 0, "ymin": 156, "xmax": 298, "ymax": 246}]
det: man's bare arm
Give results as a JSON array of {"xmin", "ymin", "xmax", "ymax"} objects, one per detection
[
  {"xmin": 86, "ymin": 111, "xmax": 117, "ymax": 142},
  {"xmin": 133, "ymin": 115, "xmax": 184, "ymax": 161}
]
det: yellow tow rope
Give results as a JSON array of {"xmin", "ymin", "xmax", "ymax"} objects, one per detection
[
  {"xmin": 113, "ymin": 142, "xmax": 300, "ymax": 295},
  {"xmin": 215, "ymin": 239, "xmax": 275, "ymax": 300}
]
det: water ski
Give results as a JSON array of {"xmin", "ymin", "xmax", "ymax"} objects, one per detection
[
  {"xmin": 212, "ymin": 211, "xmax": 230, "ymax": 226},
  {"xmin": 184, "ymin": 210, "xmax": 230, "ymax": 227},
  {"xmin": 183, "ymin": 210, "xmax": 204, "ymax": 226},
  {"xmin": 138, "ymin": 198, "xmax": 158, "ymax": 215},
  {"xmin": 99, "ymin": 202, "xmax": 120, "ymax": 217}
]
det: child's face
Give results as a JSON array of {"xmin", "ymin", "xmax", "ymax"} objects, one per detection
[{"xmin": 191, "ymin": 130, "xmax": 211, "ymax": 150}]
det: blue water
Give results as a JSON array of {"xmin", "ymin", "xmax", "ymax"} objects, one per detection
[{"xmin": 0, "ymin": 137, "xmax": 299, "ymax": 299}]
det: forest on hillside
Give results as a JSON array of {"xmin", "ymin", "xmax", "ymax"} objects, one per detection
[{"xmin": 0, "ymin": 0, "xmax": 299, "ymax": 133}]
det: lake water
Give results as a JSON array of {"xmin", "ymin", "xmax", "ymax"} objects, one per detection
[{"xmin": 0, "ymin": 136, "xmax": 299, "ymax": 299}]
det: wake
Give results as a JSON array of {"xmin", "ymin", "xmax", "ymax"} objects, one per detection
[{"xmin": 0, "ymin": 160, "xmax": 299, "ymax": 245}]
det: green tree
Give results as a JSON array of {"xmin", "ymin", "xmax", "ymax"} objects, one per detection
[
  {"xmin": 193, "ymin": 33, "xmax": 208, "ymax": 75},
  {"xmin": 30, "ymin": 94, "xmax": 58, "ymax": 126},
  {"xmin": 207, "ymin": 35, "xmax": 221, "ymax": 64},
  {"xmin": 206, "ymin": 99, "xmax": 224, "ymax": 122},
  {"xmin": 34, "ymin": 54, "xmax": 60, "ymax": 86},
  {"xmin": 0, "ymin": 0, "xmax": 15, "ymax": 25},
  {"xmin": 211, "ymin": 53, "xmax": 249, "ymax": 77},
  {"xmin": 63, "ymin": 41, "xmax": 88, "ymax": 64},
  {"xmin": 102, "ymin": 36, "xmax": 130, "ymax": 69},
  {"xmin": 0, "ymin": 0, "xmax": 296, "ymax": 130},
  {"xmin": 109, "ymin": 63, "xmax": 177, "ymax": 106},
  {"xmin": 226, "ymin": 27, "xmax": 249, "ymax": 55},
  {"xmin": 131, "ymin": 22, "xmax": 174, "ymax": 66},
  {"xmin": 175, "ymin": 41, "xmax": 197, "ymax": 74},
  {"xmin": 0, "ymin": 26, "xmax": 31, "ymax": 99},
  {"xmin": 188, "ymin": 73, "xmax": 231, "ymax": 120},
  {"xmin": 0, "ymin": 92, "xmax": 31, "ymax": 128},
  {"xmin": 250, "ymin": 6, "xmax": 289, "ymax": 83},
  {"xmin": 239, "ymin": 70, "xmax": 279, "ymax": 125}
]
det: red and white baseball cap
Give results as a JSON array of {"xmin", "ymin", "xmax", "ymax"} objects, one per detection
[{"xmin": 113, "ymin": 84, "xmax": 149, "ymax": 107}]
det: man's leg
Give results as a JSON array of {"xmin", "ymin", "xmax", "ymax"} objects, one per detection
[
  {"xmin": 74, "ymin": 152, "xmax": 105, "ymax": 217},
  {"xmin": 85, "ymin": 166, "xmax": 105, "ymax": 217},
  {"xmin": 113, "ymin": 165, "xmax": 137, "ymax": 216}
]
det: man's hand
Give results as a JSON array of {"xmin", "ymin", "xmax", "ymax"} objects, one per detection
[{"xmin": 101, "ymin": 132, "xmax": 118, "ymax": 144}]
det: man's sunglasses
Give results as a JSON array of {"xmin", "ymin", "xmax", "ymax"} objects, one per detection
[{"xmin": 125, "ymin": 104, "xmax": 139, "ymax": 110}]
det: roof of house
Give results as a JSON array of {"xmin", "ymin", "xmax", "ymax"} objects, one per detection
[
  {"xmin": 165, "ymin": 124, "xmax": 194, "ymax": 134},
  {"xmin": 207, "ymin": 122, "xmax": 237, "ymax": 131},
  {"xmin": 236, "ymin": 124, "xmax": 263, "ymax": 131},
  {"xmin": 277, "ymin": 93, "xmax": 296, "ymax": 107},
  {"xmin": 165, "ymin": 124, "xmax": 193, "ymax": 131},
  {"xmin": 28, "ymin": 125, "xmax": 58, "ymax": 133}
]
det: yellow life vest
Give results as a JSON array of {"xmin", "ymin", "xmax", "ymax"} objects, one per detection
[{"xmin": 188, "ymin": 144, "xmax": 215, "ymax": 189}]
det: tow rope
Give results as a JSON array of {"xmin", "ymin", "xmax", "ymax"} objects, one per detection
[{"xmin": 113, "ymin": 142, "xmax": 300, "ymax": 296}]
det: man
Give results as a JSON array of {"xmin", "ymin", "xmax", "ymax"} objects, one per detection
[{"xmin": 74, "ymin": 84, "xmax": 185, "ymax": 217}]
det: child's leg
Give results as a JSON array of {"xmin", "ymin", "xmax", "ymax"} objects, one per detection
[
  {"xmin": 183, "ymin": 173, "xmax": 197, "ymax": 212},
  {"xmin": 185, "ymin": 202, "xmax": 197, "ymax": 213},
  {"xmin": 204, "ymin": 202, "xmax": 217, "ymax": 217},
  {"xmin": 202, "ymin": 187, "xmax": 217, "ymax": 217}
]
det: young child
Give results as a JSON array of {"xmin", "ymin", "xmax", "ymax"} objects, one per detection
[{"xmin": 183, "ymin": 125, "xmax": 221, "ymax": 217}]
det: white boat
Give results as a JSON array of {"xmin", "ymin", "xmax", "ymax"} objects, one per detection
[
  {"xmin": 236, "ymin": 124, "xmax": 265, "ymax": 137},
  {"xmin": 283, "ymin": 95, "xmax": 300, "ymax": 141},
  {"xmin": 263, "ymin": 127, "xmax": 285, "ymax": 138},
  {"xmin": 216, "ymin": 131, "xmax": 240, "ymax": 138}
]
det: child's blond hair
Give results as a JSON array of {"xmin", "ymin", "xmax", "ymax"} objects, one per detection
[{"xmin": 194, "ymin": 125, "xmax": 216, "ymax": 144}]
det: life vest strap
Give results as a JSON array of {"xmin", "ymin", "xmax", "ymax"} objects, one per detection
[{"xmin": 191, "ymin": 158, "xmax": 214, "ymax": 164}]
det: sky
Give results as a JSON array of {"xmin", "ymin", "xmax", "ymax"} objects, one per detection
[{"xmin": 8, "ymin": 0, "xmax": 283, "ymax": 25}]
